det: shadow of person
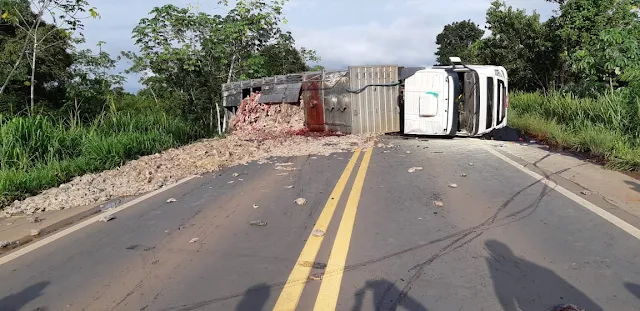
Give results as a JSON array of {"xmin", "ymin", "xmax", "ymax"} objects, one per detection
[
  {"xmin": 624, "ymin": 180, "xmax": 640, "ymax": 194},
  {"xmin": 485, "ymin": 240, "xmax": 603, "ymax": 311},
  {"xmin": 351, "ymin": 279, "xmax": 428, "ymax": 311},
  {"xmin": 624, "ymin": 282, "xmax": 640, "ymax": 300},
  {"xmin": 0, "ymin": 281, "xmax": 50, "ymax": 311},
  {"xmin": 235, "ymin": 283, "xmax": 270, "ymax": 311}
]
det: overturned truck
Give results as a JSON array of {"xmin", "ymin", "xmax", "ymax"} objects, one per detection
[{"xmin": 222, "ymin": 59, "xmax": 509, "ymax": 137}]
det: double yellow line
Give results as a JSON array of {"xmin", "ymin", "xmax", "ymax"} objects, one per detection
[{"xmin": 272, "ymin": 147, "xmax": 374, "ymax": 311}]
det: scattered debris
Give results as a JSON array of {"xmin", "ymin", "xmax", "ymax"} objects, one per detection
[
  {"xmin": 311, "ymin": 229, "xmax": 325, "ymax": 237},
  {"xmin": 469, "ymin": 162, "xmax": 475, "ymax": 166},
  {"xmin": 99, "ymin": 214, "xmax": 116, "ymax": 222},
  {"xmin": 449, "ymin": 183, "xmax": 458, "ymax": 188},
  {"xmin": 311, "ymin": 157, "xmax": 318, "ymax": 159},
  {"xmin": 299, "ymin": 261, "xmax": 327, "ymax": 269},
  {"xmin": 460, "ymin": 173, "xmax": 468, "ymax": 177},
  {"xmin": 383, "ymin": 150, "xmax": 390, "ymax": 153},
  {"xmin": 408, "ymin": 167, "xmax": 424, "ymax": 173},
  {"xmin": 238, "ymin": 178, "xmax": 244, "ymax": 181},
  {"xmin": 277, "ymin": 173, "xmax": 289, "ymax": 176},
  {"xmin": 553, "ymin": 304, "xmax": 585, "ymax": 311},
  {"xmin": 5, "ymin": 223, "xmax": 12, "ymax": 226},
  {"xmin": 249, "ymin": 220, "xmax": 268, "ymax": 226},
  {"xmin": 30, "ymin": 229, "xmax": 41, "ymax": 236},
  {"xmin": 418, "ymin": 217, "xmax": 423, "ymax": 220},
  {"xmin": 530, "ymin": 140, "xmax": 537, "ymax": 144},
  {"xmin": 228, "ymin": 181, "xmax": 235, "ymax": 184},
  {"xmin": 232, "ymin": 173, "xmax": 240, "ymax": 177},
  {"xmin": 189, "ymin": 238, "xmax": 200, "ymax": 244},
  {"xmin": 406, "ymin": 151, "xmax": 411, "ymax": 154},
  {"xmin": 253, "ymin": 204, "xmax": 259, "ymax": 209},
  {"xmin": 276, "ymin": 162, "xmax": 294, "ymax": 166},
  {"xmin": 309, "ymin": 273, "xmax": 324, "ymax": 281},
  {"xmin": 433, "ymin": 201, "xmax": 444, "ymax": 208},
  {"xmin": 275, "ymin": 166, "xmax": 297, "ymax": 171},
  {"xmin": 26, "ymin": 216, "xmax": 41, "ymax": 223},
  {"xmin": 0, "ymin": 241, "xmax": 9, "ymax": 248},
  {"xmin": 580, "ymin": 190, "xmax": 592, "ymax": 196},
  {"xmin": 295, "ymin": 198, "xmax": 307, "ymax": 206},
  {"xmin": 166, "ymin": 198, "xmax": 177, "ymax": 203},
  {"xmin": 285, "ymin": 185, "xmax": 295, "ymax": 189},
  {"xmin": 432, "ymin": 151, "xmax": 444, "ymax": 154}
]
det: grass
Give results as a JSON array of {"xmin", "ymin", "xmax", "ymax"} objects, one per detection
[
  {"xmin": 0, "ymin": 112, "xmax": 207, "ymax": 208},
  {"xmin": 508, "ymin": 91, "xmax": 640, "ymax": 171}
]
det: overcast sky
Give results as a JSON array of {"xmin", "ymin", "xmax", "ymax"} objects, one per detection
[{"xmin": 80, "ymin": 0, "xmax": 558, "ymax": 91}]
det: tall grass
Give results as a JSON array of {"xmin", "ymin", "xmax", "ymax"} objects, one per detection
[
  {"xmin": 0, "ymin": 112, "xmax": 207, "ymax": 208},
  {"xmin": 509, "ymin": 91, "xmax": 640, "ymax": 171}
]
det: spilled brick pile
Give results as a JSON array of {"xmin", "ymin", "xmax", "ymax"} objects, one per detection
[{"xmin": 231, "ymin": 93, "xmax": 305, "ymax": 139}]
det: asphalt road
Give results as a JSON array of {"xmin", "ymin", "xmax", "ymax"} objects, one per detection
[{"xmin": 1, "ymin": 137, "xmax": 639, "ymax": 311}]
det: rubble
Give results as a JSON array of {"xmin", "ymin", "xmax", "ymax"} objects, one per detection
[
  {"xmin": 295, "ymin": 198, "xmax": 307, "ymax": 206},
  {"xmin": 26, "ymin": 216, "xmax": 41, "ymax": 223},
  {"xmin": 311, "ymin": 229, "xmax": 325, "ymax": 237},
  {"xmin": 99, "ymin": 214, "xmax": 116, "ymax": 222},
  {"xmin": 0, "ymin": 241, "xmax": 9, "ymax": 248},
  {"xmin": 249, "ymin": 220, "xmax": 268, "ymax": 226},
  {"xmin": 1, "ymin": 93, "xmax": 374, "ymax": 218},
  {"xmin": 30, "ymin": 229, "xmax": 40, "ymax": 236},
  {"xmin": 308, "ymin": 273, "xmax": 324, "ymax": 281}
]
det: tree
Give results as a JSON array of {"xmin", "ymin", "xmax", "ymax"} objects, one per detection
[
  {"xmin": 0, "ymin": 0, "xmax": 98, "ymax": 112},
  {"xmin": 434, "ymin": 20, "xmax": 484, "ymax": 65},
  {"xmin": 66, "ymin": 41, "xmax": 124, "ymax": 122},
  {"xmin": 554, "ymin": 0, "xmax": 640, "ymax": 89},
  {"xmin": 475, "ymin": 1, "xmax": 562, "ymax": 91},
  {"xmin": 125, "ymin": 0, "xmax": 318, "ymax": 134}
]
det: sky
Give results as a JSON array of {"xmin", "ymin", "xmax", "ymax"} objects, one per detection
[{"xmin": 80, "ymin": 0, "xmax": 559, "ymax": 91}]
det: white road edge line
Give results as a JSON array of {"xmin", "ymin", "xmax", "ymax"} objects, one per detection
[
  {"xmin": 0, "ymin": 175, "xmax": 199, "ymax": 266},
  {"xmin": 485, "ymin": 147, "xmax": 640, "ymax": 241}
]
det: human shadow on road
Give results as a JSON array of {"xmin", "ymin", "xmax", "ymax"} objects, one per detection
[
  {"xmin": 624, "ymin": 282, "xmax": 640, "ymax": 300},
  {"xmin": 235, "ymin": 283, "xmax": 270, "ymax": 311},
  {"xmin": 0, "ymin": 281, "xmax": 50, "ymax": 311},
  {"xmin": 485, "ymin": 240, "xmax": 602, "ymax": 311},
  {"xmin": 351, "ymin": 279, "xmax": 428, "ymax": 311},
  {"xmin": 624, "ymin": 180, "xmax": 640, "ymax": 194}
]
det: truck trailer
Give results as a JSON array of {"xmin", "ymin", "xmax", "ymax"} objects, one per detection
[{"xmin": 222, "ymin": 57, "xmax": 508, "ymax": 137}]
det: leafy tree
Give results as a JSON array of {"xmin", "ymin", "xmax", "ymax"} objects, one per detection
[
  {"xmin": 0, "ymin": 0, "xmax": 98, "ymax": 111},
  {"xmin": 475, "ymin": 1, "xmax": 562, "ymax": 91},
  {"xmin": 66, "ymin": 41, "xmax": 124, "ymax": 122},
  {"xmin": 556, "ymin": 0, "xmax": 640, "ymax": 90},
  {"xmin": 434, "ymin": 20, "xmax": 484, "ymax": 65},
  {"xmin": 125, "ymin": 0, "xmax": 318, "ymax": 134}
]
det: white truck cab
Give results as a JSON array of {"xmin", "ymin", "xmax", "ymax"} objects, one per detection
[{"xmin": 403, "ymin": 58, "xmax": 508, "ymax": 137}]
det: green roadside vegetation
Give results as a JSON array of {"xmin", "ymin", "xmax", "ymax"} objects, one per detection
[
  {"xmin": 435, "ymin": 0, "xmax": 640, "ymax": 171},
  {"xmin": 0, "ymin": 0, "xmax": 320, "ymax": 208}
]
